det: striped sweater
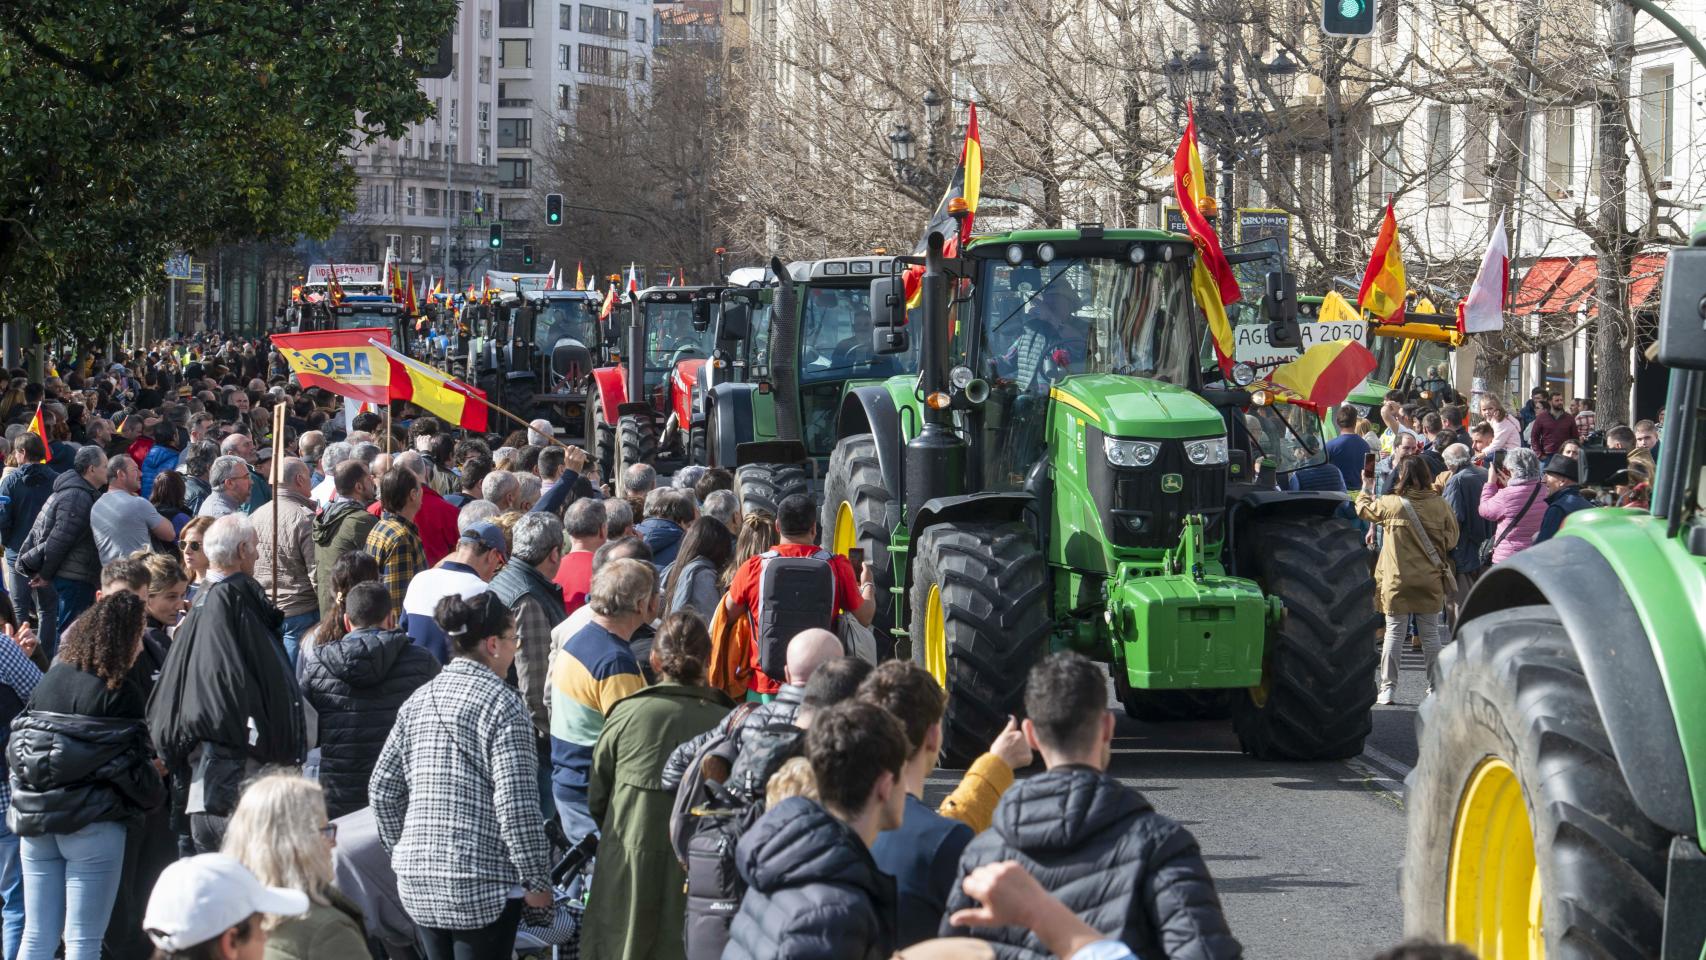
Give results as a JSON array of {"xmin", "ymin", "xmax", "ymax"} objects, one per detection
[{"xmin": 548, "ymin": 621, "xmax": 645, "ymax": 799}]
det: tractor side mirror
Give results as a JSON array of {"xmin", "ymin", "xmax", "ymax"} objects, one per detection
[
  {"xmin": 1657, "ymin": 245, "xmax": 1706, "ymax": 369},
  {"xmin": 1263, "ymin": 271, "xmax": 1302, "ymax": 349},
  {"xmin": 870, "ymin": 276, "xmax": 907, "ymax": 329},
  {"xmin": 718, "ymin": 303, "xmax": 751, "ymax": 343},
  {"xmin": 692, "ymin": 299, "xmax": 712, "ymax": 332}
]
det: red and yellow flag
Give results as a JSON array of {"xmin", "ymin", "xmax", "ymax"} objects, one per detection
[
  {"xmin": 370, "ymin": 339, "xmax": 489, "ymax": 432},
  {"xmin": 598, "ymin": 283, "xmax": 618, "ymax": 321},
  {"xmin": 1173, "ymin": 103, "xmax": 1241, "ymax": 377},
  {"xmin": 404, "ymin": 271, "xmax": 418, "ymax": 316},
  {"xmin": 902, "ymin": 102, "xmax": 983, "ymax": 309},
  {"xmin": 1358, "ymin": 202, "xmax": 1406, "ymax": 325},
  {"xmin": 326, "ymin": 271, "xmax": 346, "ymax": 304},
  {"xmin": 271, "ymin": 329, "xmax": 394, "ymax": 405},
  {"xmin": 27, "ymin": 403, "xmax": 50, "ymax": 453},
  {"xmin": 576, "ymin": 262, "xmax": 585, "ymax": 290},
  {"xmin": 1267, "ymin": 339, "xmax": 1379, "ymax": 412}
]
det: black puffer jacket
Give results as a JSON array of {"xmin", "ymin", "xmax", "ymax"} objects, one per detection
[
  {"xmin": 0, "ymin": 462, "xmax": 57, "ymax": 553},
  {"xmin": 7, "ymin": 711, "xmax": 164, "ymax": 837},
  {"xmin": 941, "ymin": 765, "xmax": 1240, "ymax": 960},
  {"xmin": 302, "ymin": 626, "xmax": 439, "ymax": 818},
  {"xmin": 16, "ymin": 468, "xmax": 100, "ymax": 585},
  {"xmin": 723, "ymin": 797, "xmax": 897, "ymax": 960},
  {"xmin": 662, "ymin": 682, "xmax": 804, "ymax": 797}
]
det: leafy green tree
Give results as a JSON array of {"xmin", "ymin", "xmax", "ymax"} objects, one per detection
[{"xmin": 0, "ymin": 0, "xmax": 455, "ymax": 340}]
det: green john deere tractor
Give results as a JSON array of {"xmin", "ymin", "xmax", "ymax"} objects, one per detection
[
  {"xmin": 1399, "ymin": 231, "xmax": 1706, "ymax": 959},
  {"xmin": 695, "ymin": 256, "xmax": 911, "ymax": 519},
  {"xmin": 821, "ymin": 222, "xmax": 1379, "ymax": 763}
]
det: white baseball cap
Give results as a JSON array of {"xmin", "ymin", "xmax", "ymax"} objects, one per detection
[{"xmin": 143, "ymin": 853, "xmax": 309, "ymax": 951}]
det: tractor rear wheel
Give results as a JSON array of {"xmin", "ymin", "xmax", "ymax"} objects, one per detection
[
  {"xmin": 910, "ymin": 521, "xmax": 1049, "ymax": 767},
  {"xmin": 585, "ymin": 393, "xmax": 616, "ymax": 484},
  {"xmin": 616, "ymin": 414, "xmax": 658, "ymax": 493},
  {"xmin": 822, "ymin": 434, "xmax": 897, "ymax": 640},
  {"xmin": 1232, "ymin": 515, "xmax": 1379, "ymax": 760},
  {"xmin": 735, "ymin": 463, "xmax": 810, "ymax": 520},
  {"xmin": 1402, "ymin": 606, "xmax": 1670, "ymax": 959}
]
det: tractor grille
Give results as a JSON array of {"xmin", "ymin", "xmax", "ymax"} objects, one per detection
[{"xmin": 1085, "ymin": 426, "xmax": 1226, "ymax": 550}]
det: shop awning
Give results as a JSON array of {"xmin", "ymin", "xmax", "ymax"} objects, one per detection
[{"xmin": 1510, "ymin": 252, "xmax": 1668, "ymax": 318}]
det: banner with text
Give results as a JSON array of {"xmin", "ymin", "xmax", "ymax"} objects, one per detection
[{"xmin": 1234, "ymin": 319, "xmax": 1369, "ymax": 395}]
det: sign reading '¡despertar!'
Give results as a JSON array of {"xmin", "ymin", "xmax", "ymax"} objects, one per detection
[{"xmin": 1233, "ymin": 319, "xmax": 1368, "ymax": 370}]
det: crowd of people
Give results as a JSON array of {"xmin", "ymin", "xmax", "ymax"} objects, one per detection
[
  {"xmin": 1322, "ymin": 386, "xmax": 1658, "ymax": 704},
  {"xmin": 0, "ymin": 336, "xmax": 1588, "ymax": 960}
]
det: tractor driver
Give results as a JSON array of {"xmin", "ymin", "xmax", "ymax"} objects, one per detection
[{"xmin": 997, "ymin": 282, "xmax": 1084, "ymax": 394}]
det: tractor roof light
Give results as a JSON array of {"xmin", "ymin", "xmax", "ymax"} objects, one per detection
[
  {"xmin": 1161, "ymin": 245, "xmax": 1175, "ymax": 262},
  {"xmin": 1005, "ymin": 244, "xmax": 1025, "ymax": 266},
  {"xmin": 1128, "ymin": 244, "xmax": 1147, "ymax": 264},
  {"xmin": 1037, "ymin": 243, "xmax": 1056, "ymax": 264}
]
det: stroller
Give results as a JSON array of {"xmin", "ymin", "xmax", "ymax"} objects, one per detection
[{"xmin": 513, "ymin": 821, "xmax": 598, "ymax": 958}]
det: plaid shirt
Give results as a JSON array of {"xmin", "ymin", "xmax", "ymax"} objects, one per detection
[
  {"xmin": 512, "ymin": 594, "xmax": 555, "ymax": 739},
  {"xmin": 366, "ymin": 514, "xmax": 425, "ymax": 616},
  {"xmin": 0, "ymin": 638, "xmax": 42, "ymax": 811},
  {"xmin": 370, "ymin": 659, "xmax": 552, "ymax": 930}
]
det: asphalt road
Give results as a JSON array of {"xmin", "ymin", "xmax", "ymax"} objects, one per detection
[{"xmin": 928, "ymin": 638, "xmax": 1434, "ymax": 960}]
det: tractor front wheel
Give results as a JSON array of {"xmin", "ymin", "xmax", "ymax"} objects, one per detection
[
  {"xmin": 586, "ymin": 393, "xmax": 616, "ymax": 484},
  {"xmin": 735, "ymin": 463, "xmax": 810, "ymax": 520},
  {"xmin": 616, "ymin": 414, "xmax": 658, "ymax": 494},
  {"xmin": 1233, "ymin": 515, "xmax": 1379, "ymax": 760},
  {"xmin": 1402, "ymin": 606, "xmax": 1670, "ymax": 959},
  {"xmin": 910, "ymin": 521, "xmax": 1049, "ymax": 768},
  {"xmin": 823, "ymin": 434, "xmax": 897, "ymax": 640}
]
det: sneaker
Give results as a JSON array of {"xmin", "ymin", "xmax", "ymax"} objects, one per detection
[{"xmin": 1376, "ymin": 687, "xmax": 1395, "ymax": 705}]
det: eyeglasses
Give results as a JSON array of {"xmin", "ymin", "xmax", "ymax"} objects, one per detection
[
  {"xmin": 318, "ymin": 823, "xmax": 338, "ymax": 842},
  {"xmin": 182, "ymin": 541, "xmax": 203, "ymax": 552}
]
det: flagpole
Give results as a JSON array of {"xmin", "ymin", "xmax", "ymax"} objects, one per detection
[
  {"xmin": 269, "ymin": 402, "xmax": 285, "ymax": 607},
  {"xmin": 384, "ymin": 404, "xmax": 393, "ymax": 454}
]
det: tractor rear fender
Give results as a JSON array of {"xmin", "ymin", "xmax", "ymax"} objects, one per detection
[
  {"xmin": 1223, "ymin": 489, "xmax": 1350, "ymax": 578},
  {"xmin": 590, "ymin": 366, "xmax": 626, "ymax": 425},
  {"xmin": 836, "ymin": 387, "xmax": 904, "ymax": 498},
  {"xmin": 901, "ymin": 493, "xmax": 1038, "ymax": 602},
  {"xmin": 707, "ymin": 382, "xmax": 757, "ymax": 468},
  {"xmin": 1461, "ymin": 535, "xmax": 1697, "ymax": 838},
  {"xmin": 616, "ymin": 402, "xmax": 654, "ymax": 419}
]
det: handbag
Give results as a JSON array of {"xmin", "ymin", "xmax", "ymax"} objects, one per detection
[
  {"xmin": 1398, "ymin": 498, "xmax": 1452, "ymax": 592},
  {"xmin": 1478, "ymin": 482, "xmax": 1541, "ymax": 568}
]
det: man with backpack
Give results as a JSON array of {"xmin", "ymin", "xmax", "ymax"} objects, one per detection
[{"xmin": 721, "ymin": 494, "xmax": 875, "ymax": 701}]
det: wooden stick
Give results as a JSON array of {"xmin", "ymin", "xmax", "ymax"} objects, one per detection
[
  {"xmin": 270, "ymin": 402, "xmax": 285, "ymax": 607},
  {"xmin": 469, "ymin": 393, "xmax": 580, "ymax": 452},
  {"xmin": 384, "ymin": 404, "xmax": 393, "ymax": 454}
]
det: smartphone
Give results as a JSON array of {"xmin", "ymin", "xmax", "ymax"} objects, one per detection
[
  {"xmin": 1363, "ymin": 452, "xmax": 1377, "ymax": 472},
  {"xmin": 847, "ymin": 547, "xmax": 865, "ymax": 570}
]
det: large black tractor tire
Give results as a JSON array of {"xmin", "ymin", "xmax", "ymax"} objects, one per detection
[
  {"xmin": 1113, "ymin": 674, "xmax": 1234, "ymax": 723},
  {"xmin": 822, "ymin": 434, "xmax": 897, "ymax": 639},
  {"xmin": 688, "ymin": 420, "xmax": 707, "ymax": 469},
  {"xmin": 1232, "ymin": 515, "xmax": 1380, "ymax": 760},
  {"xmin": 910, "ymin": 522, "xmax": 1050, "ymax": 768},
  {"xmin": 1401, "ymin": 606, "xmax": 1670, "ymax": 958},
  {"xmin": 735, "ymin": 463, "xmax": 810, "ymax": 521},
  {"xmin": 585, "ymin": 393, "xmax": 616, "ymax": 485},
  {"xmin": 615, "ymin": 414, "xmax": 658, "ymax": 494}
]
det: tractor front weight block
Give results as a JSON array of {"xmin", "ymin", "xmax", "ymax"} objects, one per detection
[{"xmin": 1105, "ymin": 532, "xmax": 1268, "ymax": 691}]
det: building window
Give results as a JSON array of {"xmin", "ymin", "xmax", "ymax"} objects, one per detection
[
  {"xmin": 1639, "ymin": 66, "xmax": 1674, "ymax": 178},
  {"xmin": 1545, "ymin": 108, "xmax": 1574, "ymax": 196},
  {"xmin": 498, "ymin": 118, "xmax": 532, "ymax": 148},
  {"xmin": 406, "ymin": 187, "xmax": 417, "ymax": 216},
  {"xmin": 450, "ymin": 99, "xmax": 459, "ymax": 125},
  {"xmin": 580, "ymin": 5, "xmax": 629, "ymax": 38},
  {"xmin": 479, "ymin": 56, "xmax": 491, "ymax": 83},
  {"xmin": 637, "ymin": 17, "xmax": 647, "ymax": 42},
  {"xmin": 499, "ymin": 39, "xmax": 530, "ymax": 68},
  {"xmin": 499, "ymin": 0, "xmax": 531, "ymax": 28},
  {"xmin": 425, "ymin": 188, "xmax": 439, "ymax": 214},
  {"xmin": 385, "ymin": 234, "xmax": 402, "ymax": 256},
  {"xmin": 1425, "ymin": 106, "xmax": 1452, "ymax": 204},
  {"xmin": 578, "ymin": 43, "xmax": 628, "ymax": 76},
  {"xmin": 1368, "ymin": 122, "xmax": 1402, "ymax": 208},
  {"xmin": 560, "ymin": 3, "xmax": 574, "ymax": 29},
  {"xmin": 497, "ymin": 158, "xmax": 531, "ymax": 188},
  {"xmin": 451, "ymin": 53, "xmax": 458, "ymax": 80},
  {"xmin": 559, "ymin": 84, "xmax": 573, "ymax": 109},
  {"xmin": 409, "ymin": 235, "xmax": 424, "ymax": 262},
  {"xmin": 633, "ymin": 57, "xmax": 646, "ymax": 81},
  {"xmin": 560, "ymin": 44, "xmax": 573, "ymax": 69},
  {"xmin": 479, "ymin": 146, "xmax": 491, "ymax": 165},
  {"xmin": 480, "ymin": 10, "xmax": 491, "ymax": 37},
  {"xmin": 558, "ymin": 122, "xmax": 570, "ymax": 142},
  {"xmin": 479, "ymin": 101, "xmax": 491, "ymax": 129}
]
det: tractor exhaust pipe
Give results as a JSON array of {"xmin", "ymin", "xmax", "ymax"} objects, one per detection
[{"xmin": 904, "ymin": 228, "xmax": 967, "ymax": 520}]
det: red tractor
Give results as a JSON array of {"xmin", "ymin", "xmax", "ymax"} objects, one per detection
[{"xmin": 586, "ymin": 285, "xmax": 724, "ymax": 487}]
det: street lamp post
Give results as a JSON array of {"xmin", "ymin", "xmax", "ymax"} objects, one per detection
[
  {"xmin": 889, "ymin": 90, "xmax": 954, "ymax": 197},
  {"xmin": 1164, "ymin": 41, "xmax": 1297, "ymax": 238}
]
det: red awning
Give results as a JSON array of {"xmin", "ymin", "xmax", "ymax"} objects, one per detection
[
  {"xmin": 1510, "ymin": 256, "xmax": 1577, "ymax": 316},
  {"xmin": 1510, "ymin": 252, "xmax": 1668, "ymax": 317}
]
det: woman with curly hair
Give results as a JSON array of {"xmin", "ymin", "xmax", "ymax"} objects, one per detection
[{"xmin": 6, "ymin": 592, "xmax": 164, "ymax": 960}]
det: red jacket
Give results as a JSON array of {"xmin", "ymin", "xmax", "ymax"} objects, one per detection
[
  {"xmin": 366, "ymin": 486, "xmax": 459, "ymax": 565},
  {"xmin": 1531, "ymin": 408, "xmax": 1577, "ymax": 458}
]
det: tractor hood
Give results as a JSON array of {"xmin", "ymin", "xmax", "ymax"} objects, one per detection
[{"xmin": 1052, "ymin": 374, "xmax": 1223, "ymax": 439}]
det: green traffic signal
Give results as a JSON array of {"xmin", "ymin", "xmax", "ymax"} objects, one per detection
[
  {"xmin": 546, "ymin": 193, "xmax": 563, "ymax": 226},
  {"xmin": 489, "ymin": 224, "xmax": 503, "ymax": 249},
  {"xmin": 523, "ymin": 244, "xmax": 534, "ymax": 265},
  {"xmin": 1321, "ymin": 0, "xmax": 1374, "ymax": 36}
]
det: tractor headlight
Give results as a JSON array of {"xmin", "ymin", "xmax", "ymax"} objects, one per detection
[
  {"xmin": 1184, "ymin": 437, "xmax": 1229, "ymax": 466},
  {"xmin": 950, "ymin": 365, "xmax": 974, "ymax": 390},
  {"xmin": 1005, "ymin": 244, "xmax": 1025, "ymax": 265},
  {"xmin": 1231, "ymin": 362, "xmax": 1256, "ymax": 386},
  {"xmin": 1104, "ymin": 437, "xmax": 1160, "ymax": 468}
]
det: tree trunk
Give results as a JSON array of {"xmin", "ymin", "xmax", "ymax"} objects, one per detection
[{"xmin": 1592, "ymin": 0, "xmax": 1635, "ymax": 425}]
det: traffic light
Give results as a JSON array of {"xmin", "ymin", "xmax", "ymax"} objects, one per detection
[
  {"xmin": 523, "ymin": 244, "xmax": 535, "ymax": 266},
  {"xmin": 1321, "ymin": 0, "xmax": 1375, "ymax": 36},
  {"xmin": 546, "ymin": 193, "xmax": 563, "ymax": 226},
  {"xmin": 489, "ymin": 223, "xmax": 503, "ymax": 249}
]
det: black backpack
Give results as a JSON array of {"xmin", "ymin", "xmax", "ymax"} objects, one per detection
[{"xmin": 751, "ymin": 550, "xmax": 836, "ymax": 680}]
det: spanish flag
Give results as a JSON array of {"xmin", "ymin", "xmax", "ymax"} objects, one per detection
[
  {"xmin": 326, "ymin": 271, "xmax": 346, "ymax": 304},
  {"xmin": 1358, "ymin": 202, "xmax": 1406, "ymax": 325},
  {"xmin": 598, "ymin": 283, "xmax": 618, "ymax": 321},
  {"xmin": 1267, "ymin": 339, "xmax": 1379, "ymax": 411},
  {"xmin": 27, "ymin": 403, "xmax": 50, "ymax": 453},
  {"xmin": 576, "ymin": 262, "xmax": 585, "ymax": 291},
  {"xmin": 370, "ymin": 339, "xmax": 489, "ymax": 432},
  {"xmin": 1173, "ymin": 104, "xmax": 1241, "ymax": 377},
  {"xmin": 902, "ymin": 102, "xmax": 983, "ymax": 309}
]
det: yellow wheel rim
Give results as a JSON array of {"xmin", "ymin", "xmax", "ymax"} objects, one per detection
[
  {"xmin": 1447, "ymin": 757, "xmax": 1545, "ymax": 960},
  {"xmin": 923, "ymin": 583, "xmax": 948, "ymax": 686},
  {"xmin": 832, "ymin": 501, "xmax": 857, "ymax": 557}
]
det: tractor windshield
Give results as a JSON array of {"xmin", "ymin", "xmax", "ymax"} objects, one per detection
[
  {"xmin": 800, "ymin": 286, "xmax": 906, "ymax": 382},
  {"xmin": 643, "ymin": 302, "xmax": 712, "ymax": 373},
  {"xmin": 537, "ymin": 300, "xmax": 600, "ymax": 349},
  {"xmin": 972, "ymin": 257, "xmax": 1197, "ymax": 390}
]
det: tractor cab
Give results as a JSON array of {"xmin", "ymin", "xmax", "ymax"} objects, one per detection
[{"xmin": 302, "ymin": 295, "xmax": 411, "ymax": 353}]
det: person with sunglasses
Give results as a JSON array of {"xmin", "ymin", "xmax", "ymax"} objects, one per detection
[
  {"xmin": 177, "ymin": 516, "xmax": 215, "ymax": 602},
  {"xmin": 369, "ymin": 591, "xmax": 553, "ymax": 959}
]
